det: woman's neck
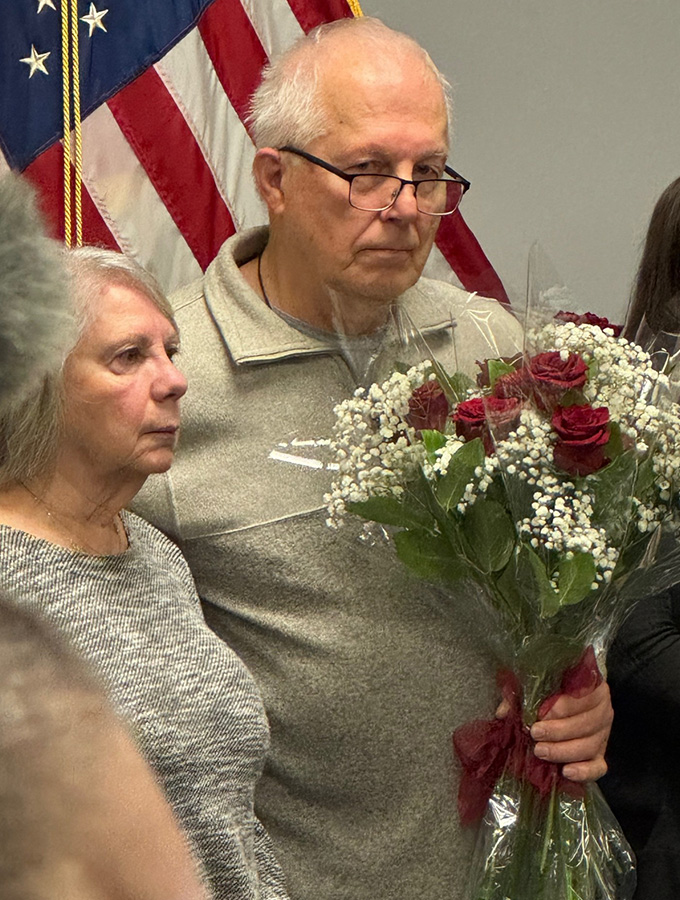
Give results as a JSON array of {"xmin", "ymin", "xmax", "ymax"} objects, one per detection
[{"xmin": 0, "ymin": 470, "xmax": 137, "ymax": 555}]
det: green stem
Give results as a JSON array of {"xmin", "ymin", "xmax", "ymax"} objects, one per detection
[{"xmin": 539, "ymin": 780, "xmax": 557, "ymax": 876}]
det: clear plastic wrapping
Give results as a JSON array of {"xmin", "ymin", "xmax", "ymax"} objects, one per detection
[{"xmin": 325, "ymin": 280, "xmax": 680, "ymax": 898}]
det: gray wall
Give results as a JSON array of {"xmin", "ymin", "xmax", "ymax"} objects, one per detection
[{"xmin": 362, "ymin": 0, "xmax": 680, "ymax": 322}]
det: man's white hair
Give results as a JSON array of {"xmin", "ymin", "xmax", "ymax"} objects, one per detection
[
  {"xmin": 0, "ymin": 174, "xmax": 73, "ymax": 412},
  {"xmin": 248, "ymin": 17, "xmax": 454, "ymax": 150}
]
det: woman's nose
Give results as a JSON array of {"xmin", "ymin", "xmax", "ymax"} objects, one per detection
[{"xmin": 155, "ymin": 357, "xmax": 188, "ymax": 400}]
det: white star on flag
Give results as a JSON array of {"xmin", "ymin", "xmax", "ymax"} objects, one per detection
[
  {"xmin": 81, "ymin": 3, "xmax": 108, "ymax": 37},
  {"xmin": 37, "ymin": 0, "xmax": 57, "ymax": 12},
  {"xmin": 20, "ymin": 45, "xmax": 50, "ymax": 77}
]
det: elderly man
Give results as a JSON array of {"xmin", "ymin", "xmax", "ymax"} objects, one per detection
[{"xmin": 135, "ymin": 17, "xmax": 612, "ymax": 900}]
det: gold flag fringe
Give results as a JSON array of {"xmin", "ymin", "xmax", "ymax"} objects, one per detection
[{"xmin": 60, "ymin": 0, "xmax": 83, "ymax": 247}]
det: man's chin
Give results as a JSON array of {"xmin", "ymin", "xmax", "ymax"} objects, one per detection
[
  {"xmin": 356, "ymin": 269, "xmax": 422, "ymax": 302},
  {"xmin": 353, "ymin": 250, "xmax": 427, "ymax": 295}
]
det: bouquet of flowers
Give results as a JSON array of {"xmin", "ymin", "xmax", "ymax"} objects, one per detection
[{"xmin": 325, "ymin": 307, "xmax": 680, "ymax": 900}]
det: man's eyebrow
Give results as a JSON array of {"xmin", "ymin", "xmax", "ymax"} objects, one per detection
[{"xmin": 342, "ymin": 145, "xmax": 449, "ymax": 160}]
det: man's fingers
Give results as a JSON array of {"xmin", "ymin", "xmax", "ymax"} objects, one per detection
[
  {"xmin": 533, "ymin": 731, "xmax": 609, "ymax": 766},
  {"xmin": 528, "ymin": 680, "xmax": 612, "ymax": 783},
  {"xmin": 530, "ymin": 707, "xmax": 610, "ymax": 744},
  {"xmin": 531, "ymin": 682, "xmax": 613, "ymax": 744},
  {"xmin": 539, "ymin": 680, "xmax": 610, "ymax": 721},
  {"xmin": 561, "ymin": 757, "xmax": 608, "ymax": 783}
]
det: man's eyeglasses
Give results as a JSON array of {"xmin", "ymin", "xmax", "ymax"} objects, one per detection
[{"xmin": 278, "ymin": 146, "xmax": 470, "ymax": 217}]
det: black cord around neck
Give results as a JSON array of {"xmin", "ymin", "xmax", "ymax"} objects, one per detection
[{"xmin": 257, "ymin": 252, "xmax": 273, "ymax": 310}]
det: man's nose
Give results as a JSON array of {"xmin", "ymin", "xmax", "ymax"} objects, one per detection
[{"xmin": 382, "ymin": 180, "xmax": 419, "ymax": 221}]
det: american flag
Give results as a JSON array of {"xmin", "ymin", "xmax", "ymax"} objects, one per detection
[{"xmin": 1, "ymin": 0, "xmax": 509, "ymax": 303}]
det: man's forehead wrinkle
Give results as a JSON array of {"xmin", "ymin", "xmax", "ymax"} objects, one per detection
[
  {"xmin": 331, "ymin": 143, "xmax": 449, "ymax": 164},
  {"xmin": 319, "ymin": 79, "xmax": 446, "ymax": 140}
]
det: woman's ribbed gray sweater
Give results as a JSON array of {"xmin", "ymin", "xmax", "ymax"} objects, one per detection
[{"xmin": 0, "ymin": 510, "xmax": 288, "ymax": 900}]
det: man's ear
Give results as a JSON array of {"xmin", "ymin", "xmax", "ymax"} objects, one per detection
[{"xmin": 253, "ymin": 148, "xmax": 285, "ymax": 214}]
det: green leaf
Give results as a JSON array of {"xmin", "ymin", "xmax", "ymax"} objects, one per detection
[
  {"xmin": 434, "ymin": 438, "xmax": 485, "ymax": 510},
  {"xmin": 555, "ymin": 552, "xmax": 597, "ymax": 607},
  {"xmin": 393, "ymin": 528, "xmax": 472, "ymax": 584},
  {"xmin": 425, "ymin": 355, "xmax": 475, "ymax": 405},
  {"xmin": 494, "ymin": 543, "xmax": 555, "ymax": 626},
  {"xmin": 487, "ymin": 358, "xmax": 517, "ymax": 388},
  {"xmin": 432, "ymin": 369, "xmax": 476, "ymax": 406},
  {"xmin": 421, "ymin": 429, "xmax": 447, "ymax": 462},
  {"xmin": 614, "ymin": 529, "xmax": 655, "ymax": 580},
  {"xmin": 447, "ymin": 371, "xmax": 476, "ymax": 403},
  {"xmin": 494, "ymin": 561, "xmax": 526, "ymax": 624},
  {"xmin": 521, "ymin": 544, "xmax": 561, "ymax": 618},
  {"xmin": 604, "ymin": 420, "xmax": 624, "ymax": 459},
  {"xmin": 423, "ymin": 357, "xmax": 475, "ymax": 405},
  {"xmin": 461, "ymin": 498, "xmax": 516, "ymax": 573},
  {"xmin": 502, "ymin": 473, "xmax": 537, "ymax": 523},
  {"xmin": 558, "ymin": 388, "xmax": 587, "ymax": 408},
  {"xmin": 515, "ymin": 635, "xmax": 584, "ymax": 701},
  {"xmin": 346, "ymin": 494, "xmax": 433, "ymax": 530},
  {"xmin": 589, "ymin": 451, "xmax": 637, "ymax": 543},
  {"xmin": 634, "ymin": 454, "xmax": 657, "ymax": 498}
]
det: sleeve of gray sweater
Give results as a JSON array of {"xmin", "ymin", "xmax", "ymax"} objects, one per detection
[{"xmin": 0, "ymin": 512, "xmax": 289, "ymax": 900}]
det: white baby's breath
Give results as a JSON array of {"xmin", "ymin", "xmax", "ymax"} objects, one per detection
[
  {"xmin": 325, "ymin": 362, "xmax": 431, "ymax": 526},
  {"xmin": 326, "ymin": 322, "xmax": 680, "ymax": 584}
]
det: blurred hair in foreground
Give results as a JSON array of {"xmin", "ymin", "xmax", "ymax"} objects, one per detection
[
  {"xmin": 0, "ymin": 597, "xmax": 208, "ymax": 900},
  {"xmin": 0, "ymin": 173, "xmax": 72, "ymax": 412}
]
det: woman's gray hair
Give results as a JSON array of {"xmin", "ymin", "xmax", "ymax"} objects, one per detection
[
  {"xmin": 66, "ymin": 246, "xmax": 174, "ymax": 332},
  {"xmin": 248, "ymin": 17, "xmax": 454, "ymax": 150},
  {"xmin": 0, "ymin": 247, "xmax": 174, "ymax": 488}
]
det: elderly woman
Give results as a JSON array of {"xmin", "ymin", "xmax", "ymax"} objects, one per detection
[{"xmin": 0, "ymin": 247, "xmax": 288, "ymax": 900}]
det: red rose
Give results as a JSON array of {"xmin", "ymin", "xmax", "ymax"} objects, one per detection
[
  {"xmin": 406, "ymin": 380, "xmax": 450, "ymax": 433},
  {"xmin": 552, "ymin": 404, "xmax": 611, "ymax": 476},
  {"xmin": 528, "ymin": 351, "xmax": 588, "ymax": 408},
  {"xmin": 556, "ymin": 310, "xmax": 623, "ymax": 338},
  {"xmin": 453, "ymin": 396, "xmax": 522, "ymax": 454},
  {"xmin": 492, "ymin": 367, "xmax": 531, "ymax": 400}
]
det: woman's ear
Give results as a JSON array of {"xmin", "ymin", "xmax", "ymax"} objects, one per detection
[{"xmin": 252, "ymin": 149, "xmax": 285, "ymax": 215}]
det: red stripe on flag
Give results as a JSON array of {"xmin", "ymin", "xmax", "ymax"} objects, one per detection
[
  {"xmin": 286, "ymin": 0, "xmax": 355, "ymax": 32},
  {"xmin": 199, "ymin": 0, "xmax": 268, "ymax": 127},
  {"xmin": 436, "ymin": 212, "xmax": 510, "ymax": 306},
  {"xmin": 107, "ymin": 67, "xmax": 236, "ymax": 271},
  {"xmin": 23, "ymin": 142, "xmax": 120, "ymax": 250}
]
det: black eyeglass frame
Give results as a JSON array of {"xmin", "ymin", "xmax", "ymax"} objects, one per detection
[{"xmin": 278, "ymin": 145, "xmax": 471, "ymax": 216}]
